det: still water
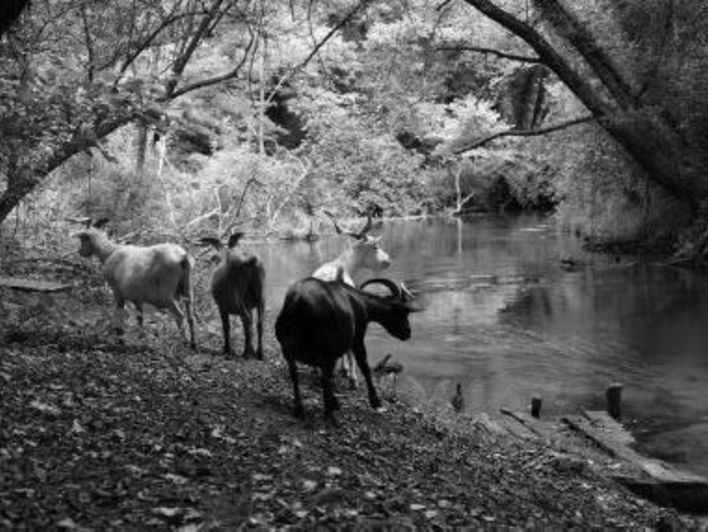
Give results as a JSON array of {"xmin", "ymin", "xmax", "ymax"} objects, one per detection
[{"xmin": 254, "ymin": 214, "xmax": 708, "ymax": 477}]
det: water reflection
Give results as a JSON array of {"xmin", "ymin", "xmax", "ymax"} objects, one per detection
[{"xmin": 255, "ymin": 214, "xmax": 708, "ymax": 477}]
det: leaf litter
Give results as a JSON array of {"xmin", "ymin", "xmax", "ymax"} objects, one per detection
[{"xmin": 0, "ymin": 287, "xmax": 704, "ymax": 530}]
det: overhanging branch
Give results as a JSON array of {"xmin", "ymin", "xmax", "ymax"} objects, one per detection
[
  {"xmin": 461, "ymin": 0, "xmax": 612, "ymax": 117},
  {"xmin": 453, "ymin": 115, "xmax": 595, "ymax": 154},
  {"xmin": 437, "ymin": 44, "xmax": 540, "ymax": 63}
]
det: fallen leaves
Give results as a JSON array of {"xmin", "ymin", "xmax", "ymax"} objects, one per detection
[
  {"xmin": 29, "ymin": 399, "xmax": 61, "ymax": 417},
  {"xmin": 0, "ymin": 319, "xmax": 692, "ymax": 531}
]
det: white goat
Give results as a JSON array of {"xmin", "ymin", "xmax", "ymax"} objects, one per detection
[
  {"xmin": 74, "ymin": 219, "xmax": 196, "ymax": 348},
  {"xmin": 312, "ymin": 211, "xmax": 391, "ymax": 388}
]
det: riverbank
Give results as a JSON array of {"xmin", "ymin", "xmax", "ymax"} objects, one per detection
[{"xmin": 0, "ymin": 315, "xmax": 704, "ymax": 530}]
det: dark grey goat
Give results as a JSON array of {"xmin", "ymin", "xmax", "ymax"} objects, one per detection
[
  {"xmin": 274, "ymin": 272, "xmax": 420, "ymax": 423},
  {"xmin": 200, "ymin": 233, "xmax": 265, "ymax": 359}
]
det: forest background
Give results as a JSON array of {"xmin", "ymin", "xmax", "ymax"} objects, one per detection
[{"xmin": 2, "ymin": 0, "xmax": 708, "ymax": 264}]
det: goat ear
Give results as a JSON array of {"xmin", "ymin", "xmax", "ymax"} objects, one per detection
[
  {"xmin": 92, "ymin": 217, "xmax": 110, "ymax": 229},
  {"xmin": 198, "ymin": 237, "xmax": 223, "ymax": 250}
]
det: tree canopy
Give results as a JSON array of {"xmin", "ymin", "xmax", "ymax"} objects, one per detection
[{"xmin": 3, "ymin": 0, "xmax": 708, "ymax": 257}]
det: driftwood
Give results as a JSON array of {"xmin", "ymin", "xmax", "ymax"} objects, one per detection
[{"xmin": 0, "ymin": 277, "xmax": 72, "ymax": 293}]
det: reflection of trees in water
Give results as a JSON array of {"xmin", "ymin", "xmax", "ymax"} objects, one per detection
[{"xmin": 500, "ymin": 286, "xmax": 556, "ymax": 327}]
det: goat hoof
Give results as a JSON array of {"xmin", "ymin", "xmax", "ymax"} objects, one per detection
[
  {"xmin": 324, "ymin": 415, "xmax": 339, "ymax": 428},
  {"xmin": 293, "ymin": 405, "xmax": 305, "ymax": 419},
  {"xmin": 190, "ymin": 342, "xmax": 197, "ymax": 351},
  {"xmin": 332, "ymin": 397, "xmax": 341, "ymax": 411}
]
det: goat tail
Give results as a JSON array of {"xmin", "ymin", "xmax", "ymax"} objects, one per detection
[{"xmin": 177, "ymin": 255, "xmax": 193, "ymax": 300}]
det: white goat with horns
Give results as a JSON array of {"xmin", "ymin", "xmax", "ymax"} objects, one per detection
[
  {"xmin": 71, "ymin": 217, "xmax": 196, "ymax": 348},
  {"xmin": 312, "ymin": 210, "xmax": 391, "ymax": 388}
]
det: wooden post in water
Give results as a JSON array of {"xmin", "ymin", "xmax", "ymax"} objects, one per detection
[
  {"xmin": 606, "ymin": 383, "xmax": 622, "ymax": 420},
  {"xmin": 531, "ymin": 396, "xmax": 542, "ymax": 419}
]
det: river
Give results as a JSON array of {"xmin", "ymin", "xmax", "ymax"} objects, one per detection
[{"xmin": 254, "ymin": 214, "xmax": 708, "ymax": 478}]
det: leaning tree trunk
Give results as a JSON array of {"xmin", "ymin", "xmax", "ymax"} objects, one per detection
[
  {"xmin": 461, "ymin": 0, "xmax": 707, "ymax": 210},
  {"xmin": 0, "ymin": 116, "xmax": 134, "ymax": 226}
]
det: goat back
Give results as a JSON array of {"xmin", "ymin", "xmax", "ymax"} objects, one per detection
[
  {"xmin": 275, "ymin": 278, "xmax": 360, "ymax": 364},
  {"xmin": 104, "ymin": 243, "xmax": 190, "ymax": 305},
  {"xmin": 210, "ymin": 252, "xmax": 264, "ymax": 313}
]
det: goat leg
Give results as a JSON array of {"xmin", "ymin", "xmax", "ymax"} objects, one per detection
[
  {"xmin": 286, "ymin": 356, "xmax": 305, "ymax": 419},
  {"xmin": 219, "ymin": 309, "xmax": 233, "ymax": 356},
  {"xmin": 353, "ymin": 342, "xmax": 382, "ymax": 410},
  {"xmin": 256, "ymin": 303, "xmax": 264, "ymax": 360},
  {"xmin": 167, "ymin": 300, "xmax": 190, "ymax": 346},
  {"xmin": 320, "ymin": 363, "xmax": 339, "ymax": 426},
  {"xmin": 240, "ymin": 310, "xmax": 255, "ymax": 359},
  {"xmin": 113, "ymin": 297, "xmax": 126, "ymax": 338},
  {"xmin": 184, "ymin": 298, "xmax": 196, "ymax": 350}
]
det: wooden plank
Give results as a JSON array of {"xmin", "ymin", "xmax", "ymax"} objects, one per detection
[
  {"xmin": 563, "ymin": 414, "xmax": 708, "ymax": 484},
  {"xmin": 497, "ymin": 416, "xmax": 538, "ymax": 440},
  {"xmin": 583, "ymin": 410, "xmax": 636, "ymax": 446},
  {"xmin": 500, "ymin": 408, "xmax": 561, "ymax": 440},
  {"xmin": 0, "ymin": 277, "xmax": 71, "ymax": 293}
]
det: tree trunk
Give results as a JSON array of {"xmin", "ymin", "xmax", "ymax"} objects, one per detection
[
  {"xmin": 135, "ymin": 123, "xmax": 148, "ymax": 181},
  {"xmin": 0, "ymin": 116, "xmax": 134, "ymax": 227},
  {"xmin": 461, "ymin": 0, "xmax": 705, "ymax": 210}
]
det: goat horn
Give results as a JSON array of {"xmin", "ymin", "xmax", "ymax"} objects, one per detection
[
  {"xmin": 353, "ymin": 211, "xmax": 373, "ymax": 239},
  {"xmin": 360, "ymin": 278, "xmax": 401, "ymax": 299},
  {"xmin": 324, "ymin": 211, "xmax": 344, "ymax": 235},
  {"xmin": 400, "ymin": 282, "xmax": 414, "ymax": 299}
]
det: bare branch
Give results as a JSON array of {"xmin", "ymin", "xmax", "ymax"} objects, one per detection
[
  {"xmin": 436, "ymin": 0, "xmax": 455, "ymax": 11},
  {"xmin": 79, "ymin": 4, "xmax": 95, "ymax": 82},
  {"xmin": 265, "ymin": 0, "xmax": 372, "ymax": 107},
  {"xmin": 165, "ymin": 0, "xmax": 226, "ymax": 97},
  {"xmin": 164, "ymin": 31, "xmax": 256, "ymax": 100},
  {"xmin": 114, "ymin": 8, "xmax": 191, "ymax": 84},
  {"xmin": 453, "ymin": 115, "xmax": 595, "ymax": 154},
  {"xmin": 436, "ymin": 44, "xmax": 540, "ymax": 63}
]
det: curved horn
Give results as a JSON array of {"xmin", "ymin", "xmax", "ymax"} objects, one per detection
[
  {"xmin": 359, "ymin": 278, "xmax": 402, "ymax": 299},
  {"xmin": 353, "ymin": 211, "xmax": 373, "ymax": 239},
  {"xmin": 324, "ymin": 210, "xmax": 344, "ymax": 235}
]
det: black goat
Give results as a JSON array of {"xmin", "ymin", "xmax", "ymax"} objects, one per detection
[
  {"xmin": 274, "ymin": 273, "xmax": 420, "ymax": 423},
  {"xmin": 200, "ymin": 233, "xmax": 265, "ymax": 359}
]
